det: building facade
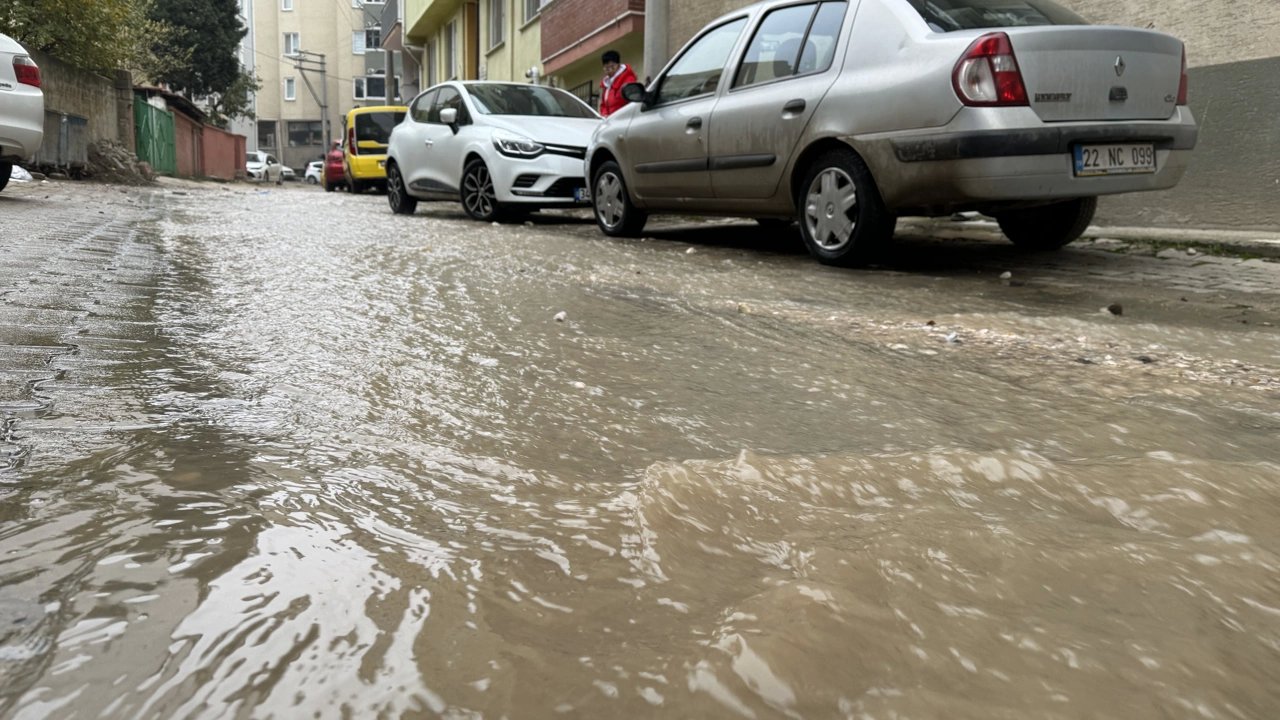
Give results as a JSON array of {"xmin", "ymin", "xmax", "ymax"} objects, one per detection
[
  {"xmin": 253, "ymin": 0, "xmax": 393, "ymax": 171},
  {"xmin": 229, "ymin": 0, "xmax": 258, "ymax": 151},
  {"xmin": 540, "ymin": 0, "xmax": 645, "ymax": 109}
]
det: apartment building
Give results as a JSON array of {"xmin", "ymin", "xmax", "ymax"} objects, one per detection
[
  {"xmin": 378, "ymin": 0, "xmax": 419, "ymax": 105},
  {"xmin": 254, "ymin": 0, "xmax": 393, "ymax": 170}
]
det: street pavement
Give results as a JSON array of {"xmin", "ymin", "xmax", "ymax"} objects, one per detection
[{"xmin": 2, "ymin": 178, "xmax": 1279, "ymax": 718}]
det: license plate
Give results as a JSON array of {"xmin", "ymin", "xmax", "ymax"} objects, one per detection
[
  {"xmin": 574, "ymin": 187, "xmax": 589, "ymax": 203},
  {"xmin": 1074, "ymin": 144, "xmax": 1156, "ymax": 177}
]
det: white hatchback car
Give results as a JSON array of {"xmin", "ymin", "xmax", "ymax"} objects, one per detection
[
  {"xmin": 0, "ymin": 33, "xmax": 44, "ymax": 193},
  {"xmin": 385, "ymin": 82, "xmax": 601, "ymax": 221}
]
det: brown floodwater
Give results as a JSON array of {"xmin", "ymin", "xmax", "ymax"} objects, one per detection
[{"xmin": 1, "ymin": 186, "xmax": 1278, "ymax": 719}]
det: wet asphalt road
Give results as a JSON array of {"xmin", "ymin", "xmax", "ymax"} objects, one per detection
[{"xmin": 1, "ymin": 179, "xmax": 1278, "ymax": 719}]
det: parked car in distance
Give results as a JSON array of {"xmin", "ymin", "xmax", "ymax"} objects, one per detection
[
  {"xmin": 343, "ymin": 105, "xmax": 408, "ymax": 194},
  {"xmin": 323, "ymin": 142, "xmax": 345, "ymax": 192},
  {"xmin": 246, "ymin": 151, "xmax": 283, "ymax": 184},
  {"xmin": 281, "ymin": 165, "xmax": 297, "ymax": 182},
  {"xmin": 0, "ymin": 33, "xmax": 44, "ymax": 194},
  {"xmin": 386, "ymin": 82, "xmax": 600, "ymax": 221},
  {"xmin": 587, "ymin": 0, "xmax": 1197, "ymax": 266},
  {"xmin": 305, "ymin": 160, "xmax": 323, "ymax": 184}
]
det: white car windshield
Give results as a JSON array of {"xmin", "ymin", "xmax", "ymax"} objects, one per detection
[{"xmin": 464, "ymin": 84, "xmax": 598, "ymax": 119}]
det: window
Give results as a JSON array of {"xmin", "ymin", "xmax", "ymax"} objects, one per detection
[
  {"xmin": 258, "ymin": 121, "xmax": 278, "ymax": 150},
  {"xmin": 287, "ymin": 121, "xmax": 323, "ymax": 147},
  {"xmin": 444, "ymin": 22, "xmax": 458, "ymax": 79},
  {"xmin": 655, "ymin": 18, "xmax": 748, "ymax": 105},
  {"xmin": 465, "ymin": 84, "xmax": 597, "ymax": 119},
  {"xmin": 354, "ymin": 75, "xmax": 399, "ymax": 100},
  {"xmin": 428, "ymin": 87, "xmax": 468, "ymax": 124},
  {"xmin": 799, "ymin": 3, "xmax": 847, "ymax": 74},
  {"xmin": 487, "ymin": 0, "xmax": 505, "ymax": 49},
  {"xmin": 734, "ymin": 2, "xmax": 847, "ymax": 88},
  {"xmin": 282, "ymin": 0, "xmax": 293, "ymax": 10},
  {"xmin": 353, "ymin": 28, "xmax": 379, "ymax": 54},
  {"xmin": 283, "ymin": 32, "xmax": 301, "ymax": 56},
  {"xmin": 284, "ymin": 77, "xmax": 296, "ymax": 101},
  {"xmin": 903, "ymin": 0, "xmax": 1084, "ymax": 32},
  {"xmin": 734, "ymin": 4, "xmax": 815, "ymax": 88},
  {"xmin": 523, "ymin": 0, "xmax": 543, "ymax": 23},
  {"xmin": 410, "ymin": 89, "xmax": 438, "ymax": 123},
  {"xmin": 354, "ymin": 111, "xmax": 406, "ymax": 146}
]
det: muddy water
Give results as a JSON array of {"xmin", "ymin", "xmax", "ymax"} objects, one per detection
[{"xmin": 2, "ymin": 188, "xmax": 1279, "ymax": 719}]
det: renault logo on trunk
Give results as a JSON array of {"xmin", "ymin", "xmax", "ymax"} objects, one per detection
[{"xmin": 1115, "ymin": 56, "xmax": 1127, "ymax": 77}]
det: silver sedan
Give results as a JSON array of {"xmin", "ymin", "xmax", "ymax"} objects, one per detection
[{"xmin": 586, "ymin": 0, "xmax": 1196, "ymax": 266}]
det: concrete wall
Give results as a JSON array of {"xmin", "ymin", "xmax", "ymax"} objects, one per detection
[
  {"xmin": 28, "ymin": 50, "xmax": 132, "ymax": 149},
  {"xmin": 478, "ymin": 0, "xmax": 543, "ymax": 82}
]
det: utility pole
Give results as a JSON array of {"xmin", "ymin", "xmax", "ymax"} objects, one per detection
[{"xmin": 290, "ymin": 51, "xmax": 331, "ymax": 147}]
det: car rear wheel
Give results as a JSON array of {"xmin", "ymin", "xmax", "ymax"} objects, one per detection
[
  {"xmin": 0, "ymin": 163, "xmax": 11, "ymax": 193},
  {"xmin": 996, "ymin": 197, "xmax": 1097, "ymax": 251},
  {"xmin": 592, "ymin": 161, "xmax": 647, "ymax": 238},
  {"xmin": 798, "ymin": 148, "xmax": 895, "ymax": 267},
  {"xmin": 461, "ymin": 159, "xmax": 504, "ymax": 222},
  {"xmin": 387, "ymin": 163, "xmax": 417, "ymax": 216}
]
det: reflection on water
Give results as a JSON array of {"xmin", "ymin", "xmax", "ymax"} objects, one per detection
[{"xmin": 1, "ymin": 191, "xmax": 1278, "ymax": 718}]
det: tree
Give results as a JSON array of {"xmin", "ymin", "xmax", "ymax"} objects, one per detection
[
  {"xmin": 205, "ymin": 70, "xmax": 261, "ymax": 128},
  {"xmin": 148, "ymin": 0, "xmax": 247, "ymax": 101},
  {"xmin": 0, "ymin": 0, "xmax": 168, "ymax": 74}
]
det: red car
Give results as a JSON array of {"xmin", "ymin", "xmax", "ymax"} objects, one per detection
[{"xmin": 323, "ymin": 144, "xmax": 345, "ymax": 192}]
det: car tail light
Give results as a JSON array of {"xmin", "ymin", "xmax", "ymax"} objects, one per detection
[
  {"xmin": 1176, "ymin": 46, "xmax": 1189, "ymax": 105},
  {"xmin": 13, "ymin": 55, "xmax": 41, "ymax": 88},
  {"xmin": 348, "ymin": 127, "xmax": 358, "ymax": 156},
  {"xmin": 953, "ymin": 32, "xmax": 1028, "ymax": 107}
]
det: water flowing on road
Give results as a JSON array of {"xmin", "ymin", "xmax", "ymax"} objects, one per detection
[{"xmin": 2, "ymin": 183, "xmax": 1278, "ymax": 718}]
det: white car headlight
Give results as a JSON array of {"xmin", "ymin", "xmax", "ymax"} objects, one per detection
[{"xmin": 493, "ymin": 130, "xmax": 544, "ymax": 158}]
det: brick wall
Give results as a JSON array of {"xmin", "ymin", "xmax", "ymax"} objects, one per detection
[{"xmin": 542, "ymin": 0, "xmax": 644, "ymax": 63}]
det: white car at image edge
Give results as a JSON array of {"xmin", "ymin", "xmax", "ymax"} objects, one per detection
[
  {"xmin": 0, "ymin": 33, "xmax": 44, "ymax": 194},
  {"xmin": 384, "ymin": 82, "xmax": 601, "ymax": 221}
]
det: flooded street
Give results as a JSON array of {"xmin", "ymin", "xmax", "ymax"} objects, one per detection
[{"xmin": 2, "ymin": 181, "xmax": 1279, "ymax": 719}]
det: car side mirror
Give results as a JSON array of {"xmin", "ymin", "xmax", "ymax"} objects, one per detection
[
  {"xmin": 621, "ymin": 82, "xmax": 648, "ymax": 105},
  {"xmin": 439, "ymin": 107, "xmax": 459, "ymax": 132}
]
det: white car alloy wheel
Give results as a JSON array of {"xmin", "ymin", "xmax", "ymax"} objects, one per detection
[
  {"xmin": 462, "ymin": 161, "xmax": 497, "ymax": 220},
  {"xmin": 804, "ymin": 168, "xmax": 859, "ymax": 252}
]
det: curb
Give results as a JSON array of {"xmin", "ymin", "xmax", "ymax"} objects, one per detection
[{"xmin": 925, "ymin": 217, "xmax": 1280, "ymax": 259}]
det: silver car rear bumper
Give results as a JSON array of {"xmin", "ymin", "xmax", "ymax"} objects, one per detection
[
  {"xmin": 0, "ymin": 89, "xmax": 44, "ymax": 163},
  {"xmin": 857, "ymin": 107, "xmax": 1198, "ymax": 213}
]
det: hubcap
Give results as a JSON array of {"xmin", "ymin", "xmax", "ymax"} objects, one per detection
[
  {"xmin": 804, "ymin": 168, "xmax": 858, "ymax": 251},
  {"xmin": 463, "ymin": 164, "xmax": 495, "ymax": 217},
  {"xmin": 594, "ymin": 172, "xmax": 625, "ymax": 229}
]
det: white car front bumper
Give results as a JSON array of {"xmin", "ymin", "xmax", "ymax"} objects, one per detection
[{"xmin": 490, "ymin": 152, "xmax": 588, "ymax": 206}]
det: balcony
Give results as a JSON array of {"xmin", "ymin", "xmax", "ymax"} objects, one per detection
[
  {"xmin": 541, "ymin": 0, "xmax": 645, "ymax": 75},
  {"xmin": 404, "ymin": 0, "xmax": 465, "ymax": 42}
]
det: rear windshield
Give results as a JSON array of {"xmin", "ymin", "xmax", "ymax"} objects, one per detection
[
  {"xmin": 464, "ymin": 84, "xmax": 598, "ymax": 119},
  {"xmin": 354, "ymin": 112, "xmax": 405, "ymax": 145},
  {"xmin": 904, "ymin": 0, "xmax": 1086, "ymax": 31}
]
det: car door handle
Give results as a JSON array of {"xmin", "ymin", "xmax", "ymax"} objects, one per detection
[
  {"xmin": 686, "ymin": 117, "xmax": 703, "ymax": 130},
  {"xmin": 783, "ymin": 99, "xmax": 806, "ymax": 115},
  {"xmin": 424, "ymin": 139, "xmax": 434, "ymax": 148}
]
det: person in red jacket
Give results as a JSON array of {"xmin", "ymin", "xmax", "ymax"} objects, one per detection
[{"xmin": 599, "ymin": 50, "xmax": 638, "ymax": 118}]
